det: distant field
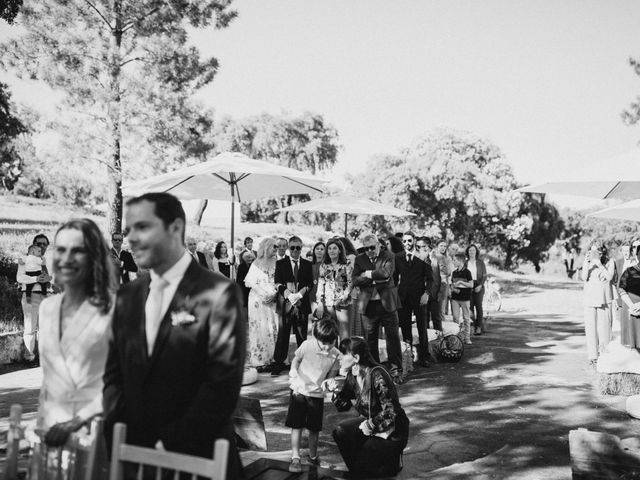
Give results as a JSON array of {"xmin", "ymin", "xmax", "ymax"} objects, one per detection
[{"xmin": 0, "ymin": 194, "xmax": 341, "ymax": 259}]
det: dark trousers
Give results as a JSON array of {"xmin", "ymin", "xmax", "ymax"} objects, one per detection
[
  {"xmin": 423, "ymin": 297, "xmax": 442, "ymax": 331},
  {"xmin": 332, "ymin": 415, "xmax": 408, "ymax": 477},
  {"xmin": 273, "ymin": 307, "xmax": 308, "ymax": 365},
  {"xmin": 362, "ymin": 301, "xmax": 402, "ymax": 371},
  {"xmin": 470, "ymin": 288, "xmax": 484, "ymax": 330},
  {"xmin": 398, "ymin": 300, "xmax": 429, "ymax": 362}
]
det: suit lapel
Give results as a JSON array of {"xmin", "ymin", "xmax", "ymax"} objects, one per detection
[{"xmin": 147, "ymin": 260, "xmax": 200, "ymax": 371}]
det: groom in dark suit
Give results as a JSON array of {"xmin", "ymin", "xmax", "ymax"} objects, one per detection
[
  {"xmin": 103, "ymin": 192, "xmax": 246, "ymax": 479},
  {"xmin": 272, "ymin": 235, "xmax": 313, "ymax": 376},
  {"xmin": 353, "ymin": 233, "xmax": 403, "ymax": 380},
  {"xmin": 395, "ymin": 231, "xmax": 433, "ymax": 368}
]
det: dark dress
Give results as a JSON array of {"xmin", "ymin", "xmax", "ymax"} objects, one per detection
[
  {"xmin": 619, "ymin": 265, "xmax": 640, "ymax": 348},
  {"xmin": 332, "ymin": 366, "xmax": 409, "ymax": 477},
  {"xmin": 217, "ymin": 257, "xmax": 232, "ymax": 278},
  {"xmin": 236, "ymin": 262, "xmax": 251, "ymax": 308}
]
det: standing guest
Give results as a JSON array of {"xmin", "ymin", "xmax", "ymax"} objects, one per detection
[
  {"xmin": 394, "ymin": 232, "xmax": 432, "ymax": 367},
  {"xmin": 276, "ymin": 237, "xmax": 289, "ymax": 261},
  {"xmin": 416, "ymin": 237, "xmax": 441, "ymax": 331},
  {"xmin": 466, "ymin": 244, "xmax": 487, "ymax": 335},
  {"xmin": 339, "ymin": 237, "xmax": 361, "ymax": 336},
  {"xmin": 328, "ymin": 337, "xmax": 409, "ymax": 478},
  {"xmin": 581, "ymin": 241, "xmax": 615, "ymax": 368},
  {"xmin": 103, "ymin": 193, "xmax": 246, "ymax": 478},
  {"xmin": 197, "ymin": 241, "xmax": 219, "ymax": 272},
  {"xmin": 236, "ymin": 249, "xmax": 256, "ymax": 309},
  {"xmin": 244, "ymin": 236, "xmax": 258, "ymax": 257},
  {"xmin": 316, "ymin": 238, "xmax": 354, "ymax": 340},
  {"xmin": 185, "ymin": 236, "xmax": 208, "ymax": 269},
  {"xmin": 618, "ymin": 245, "xmax": 640, "ymax": 350},
  {"xmin": 353, "ymin": 234, "xmax": 403, "ymax": 383},
  {"xmin": 450, "ymin": 253, "xmax": 474, "ymax": 345},
  {"xmin": 20, "ymin": 244, "xmax": 48, "ymax": 303},
  {"xmin": 37, "ymin": 219, "xmax": 115, "ymax": 446},
  {"xmin": 110, "ymin": 232, "xmax": 138, "ymax": 284},
  {"xmin": 16, "ymin": 234, "xmax": 53, "ymax": 363},
  {"xmin": 286, "ymin": 319, "xmax": 341, "ymax": 472},
  {"xmin": 562, "ymin": 241, "xmax": 577, "ymax": 279},
  {"xmin": 433, "ymin": 240, "xmax": 452, "ymax": 322},
  {"xmin": 272, "ymin": 236, "xmax": 313, "ymax": 376},
  {"xmin": 309, "ymin": 241, "xmax": 326, "ymax": 317},
  {"xmin": 214, "ymin": 241, "xmax": 235, "ymax": 278},
  {"xmin": 385, "ymin": 236, "xmax": 404, "ymax": 255},
  {"xmin": 243, "ymin": 238, "xmax": 279, "ymax": 372}
]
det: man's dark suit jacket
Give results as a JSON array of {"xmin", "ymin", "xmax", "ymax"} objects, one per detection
[
  {"xmin": 394, "ymin": 251, "xmax": 433, "ymax": 306},
  {"xmin": 111, "ymin": 248, "xmax": 138, "ymax": 283},
  {"xmin": 352, "ymin": 250, "xmax": 400, "ymax": 313},
  {"xmin": 196, "ymin": 251, "xmax": 209, "ymax": 269},
  {"xmin": 103, "ymin": 259, "xmax": 246, "ymax": 479},
  {"xmin": 274, "ymin": 257, "xmax": 313, "ymax": 315}
]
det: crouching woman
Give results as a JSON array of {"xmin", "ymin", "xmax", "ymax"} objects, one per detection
[{"xmin": 326, "ymin": 336, "xmax": 409, "ymax": 478}]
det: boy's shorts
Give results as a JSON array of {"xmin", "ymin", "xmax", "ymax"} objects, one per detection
[{"xmin": 285, "ymin": 391, "xmax": 324, "ymax": 432}]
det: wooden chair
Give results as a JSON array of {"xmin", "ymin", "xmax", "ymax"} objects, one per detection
[{"xmin": 109, "ymin": 423, "xmax": 229, "ymax": 480}]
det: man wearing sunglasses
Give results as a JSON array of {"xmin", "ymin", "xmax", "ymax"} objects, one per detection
[
  {"xmin": 394, "ymin": 232, "xmax": 433, "ymax": 368},
  {"xmin": 353, "ymin": 234, "xmax": 403, "ymax": 382},
  {"xmin": 272, "ymin": 236, "xmax": 313, "ymax": 376}
]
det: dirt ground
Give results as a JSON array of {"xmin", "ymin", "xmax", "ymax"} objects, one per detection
[{"xmin": 1, "ymin": 270, "xmax": 638, "ymax": 479}]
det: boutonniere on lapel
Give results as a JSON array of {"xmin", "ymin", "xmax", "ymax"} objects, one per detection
[{"xmin": 170, "ymin": 295, "xmax": 198, "ymax": 327}]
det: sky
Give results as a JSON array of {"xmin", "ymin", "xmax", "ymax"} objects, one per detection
[{"xmin": 2, "ymin": 0, "xmax": 640, "ymax": 210}]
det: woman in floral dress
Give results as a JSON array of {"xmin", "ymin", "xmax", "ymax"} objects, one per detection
[
  {"xmin": 315, "ymin": 238, "xmax": 353, "ymax": 340},
  {"xmin": 244, "ymin": 237, "xmax": 279, "ymax": 371}
]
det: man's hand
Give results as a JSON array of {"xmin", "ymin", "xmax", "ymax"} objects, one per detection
[
  {"xmin": 44, "ymin": 417, "xmax": 85, "ymax": 447},
  {"xmin": 419, "ymin": 292, "xmax": 429, "ymax": 305},
  {"xmin": 358, "ymin": 420, "xmax": 374, "ymax": 436},
  {"xmin": 37, "ymin": 273, "xmax": 51, "ymax": 283},
  {"xmin": 360, "ymin": 270, "xmax": 373, "ymax": 279}
]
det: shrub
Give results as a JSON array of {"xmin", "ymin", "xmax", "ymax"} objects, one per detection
[{"xmin": 0, "ymin": 273, "xmax": 22, "ymax": 333}]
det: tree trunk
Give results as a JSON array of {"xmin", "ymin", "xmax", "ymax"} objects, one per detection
[
  {"xmin": 106, "ymin": 0, "xmax": 123, "ymax": 235},
  {"xmin": 193, "ymin": 199, "xmax": 208, "ymax": 225}
]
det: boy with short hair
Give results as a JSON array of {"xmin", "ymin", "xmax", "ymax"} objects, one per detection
[
  {"xmin": 286, "ymin": 319, "xmax": 341, "ymax": 472},
  {"xmin": 450, "ymin": 252, "xmax": 474, "ymax": 345}
]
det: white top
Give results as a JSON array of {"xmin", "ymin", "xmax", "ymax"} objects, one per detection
[
  {"xmin": 289, "ymin": 339, "xmax": 341, "ymax": 398},
  {"xmin": 146, "ymin": 252, "xmax": 192, "ymax": 351},
  {"xmin": 467, "ymin": 261, "xmax": 477, "ymax": 281},
  {"xmin": 23, "ymin": 254, "xmax": 43, "ymax": 272}
]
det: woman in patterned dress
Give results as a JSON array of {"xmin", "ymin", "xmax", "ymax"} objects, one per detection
[
  {"xmin": 244, "ymin": 238, "xmax": 279, "ymax": 371},
  {"xmin": 315, "ymin": 238, "xmax": 353, "ymax": 340}
]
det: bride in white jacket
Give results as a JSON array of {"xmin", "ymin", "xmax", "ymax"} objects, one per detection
[{"xmin": 37, "ymin": 218, "xmax": 115, "ymax": 446}]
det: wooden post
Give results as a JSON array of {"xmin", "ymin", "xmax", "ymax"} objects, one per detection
[{"xmin": 4, "ymin": 404, "xmax": 22, "ymax": 480}]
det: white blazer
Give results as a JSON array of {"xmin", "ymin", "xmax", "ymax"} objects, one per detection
[{"xmin": 37, "ymin": 294, "xmax": 113, "ymax": 429}]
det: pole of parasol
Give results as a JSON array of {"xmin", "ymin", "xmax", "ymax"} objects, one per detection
[
  {"xmin": 344, "ymin": 213, "xmax": 348, "ymax": 237},
  {"xmin": 230, "ymin": 174, "xmax": 236, "ymax": 280}
]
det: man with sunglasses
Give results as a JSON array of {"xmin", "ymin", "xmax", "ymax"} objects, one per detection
[
  {"xmin": 16, "ymin": 234, "xmax": 53, "ymax": 364},
  {"xmin": 353, "ymin": 234, "xmax": 403, "ymax": 382},
  {"xmin": 272, "ymin": 236, "xmax": 313, "ymax": 376},
  {"xmin": 394, "ymin": 232, "xmax": 433, "ymax": 368},
  {"xmin": 415, "ymin": 237, "xmax": 442, "ymax": 332}
]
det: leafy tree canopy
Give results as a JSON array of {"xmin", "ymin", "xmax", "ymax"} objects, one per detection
[
  {"xmin": 0, "ymin": 0, "xmax": 22, "ymax": 24},
  {"xmin": 0, "ymin": 82, "xmax": 29, "ymax": 190}
]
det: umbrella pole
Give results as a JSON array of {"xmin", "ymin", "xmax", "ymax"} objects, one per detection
[
  {"xmin": 230, "ymin": 181, "xmax": 236, "ymax": 280},
  {"xmin": 344, "ymin": 213, "xmax": 348, "ymax": 237}
]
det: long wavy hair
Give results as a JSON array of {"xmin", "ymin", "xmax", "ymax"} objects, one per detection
[
  {"xmin": 591, "ymin": 241, "xmax": 609, "ymax": 265},
  {"xmin": 254, "ymin": 237, "xmax": 276, "ymax": 271},
  {"xmin": 312, "ymin": 241, "xmax": 325, "ymax": 265},
  {"xmin": 324, "ymin": 238, "xmax": 348, "ymax": 264},
  {"xmin": 338, "ymin": 237, "xmax": 357, "ymax": 257},
  {"xmin": 55, "ymin": 218, "xmax": 115, "ymax": 314},
  {"xmin": 214, "ymin": 241, "xmax": 228, "ymax": 259}
]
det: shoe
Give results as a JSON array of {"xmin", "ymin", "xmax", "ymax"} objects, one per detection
[
  {"xmin": 306, "ymin": 454, "xmax": 320, "ymax": 466},
  {"xmin": 465, "ymin": 340, "xmax": 473, "ymax": 345},
  {"xmin": 289, "ymin": 457, "xmax": 302, "ymax": 473},
  {"xmin": 256, "ymin": 364, "xmax": 273, "ymax": 373},
  {"xmin": 270, "ymin": 363, "xmax": 287, "ymax": 377},
  {"xmin": 474, "ymin": 328, "xmax": 481, "ymax": 335}
]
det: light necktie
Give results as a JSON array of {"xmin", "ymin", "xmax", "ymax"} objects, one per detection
[{"xmin": 145, "ymin": 276, "xmax": 170, "ymax": 354}]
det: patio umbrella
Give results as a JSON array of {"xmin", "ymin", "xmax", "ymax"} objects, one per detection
[
  {"xmin": 516, "ymin": 181, "xmax": 640, "ymax": 200},
  {"xmin": 276, "ymin": 194, "xmax": 416, "ymax": 236},
  {"xmin": 587, "ymin": 199, "xmax": 640, "ymax": 222},
  {"xmin": 123, "ymin": 152, "xmax": 328, "ymax": 258}
]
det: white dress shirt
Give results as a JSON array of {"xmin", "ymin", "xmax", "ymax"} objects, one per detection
[{"xmin": 145, "ymin": 252, "xmax": 192, "ymax": 352}]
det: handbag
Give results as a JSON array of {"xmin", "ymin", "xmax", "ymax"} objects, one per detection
[{"xmin": 331, "ymin": 391, "xmax": 352, "ymax": 412}]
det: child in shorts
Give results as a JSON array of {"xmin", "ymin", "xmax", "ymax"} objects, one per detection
[
  {"xmin": 20, "ymin": 244, "xmax": 48, "ymax": 303},
  {"xmin": 450, "ymin": 252, "xmax": 474, "ymax": 344},
  {"xmin": 286, "ymin": 319, "xmax": 341, "ymax": 472}
]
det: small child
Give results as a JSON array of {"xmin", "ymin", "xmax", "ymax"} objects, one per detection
[
  {"xmin": 20, "ymin": 245, "xmax": 49, "ymax": 303},
  {"xmin": 450, "ymin": 252, "xmax": 474, "ymax": 345},
  {"xmin": 286, "ymin": 319, "xmax": 341, "ymax": 473}
]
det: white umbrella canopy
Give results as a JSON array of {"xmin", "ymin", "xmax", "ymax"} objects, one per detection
[
  {"xmin": 277, "ymin": 194, "xmax": 416, "ymax": 236},
  {"xmin": 587, "ymin": 199, "xmax": 640, "ymax": 222},
  {"xmin": 516, "ymin": 181, "xmax": 640, "ymax": 200},
  {"xmin": 123, "ymin": 152, "xmax": 328, "ymax": 262}
]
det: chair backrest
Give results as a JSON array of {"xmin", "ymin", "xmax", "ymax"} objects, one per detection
[
  {"xmin": 4, "ymin": 404, "xmax": 22, "ymax": 480},
  {"xmin": 109, "ymin": 423, "xmax": 229, "ymax": 480},
  {"xmin": 29, "ymin": 416, "xmax": 108, "ymax": 480}
]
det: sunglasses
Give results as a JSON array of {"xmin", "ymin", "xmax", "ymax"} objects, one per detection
[
  {"xmin": 35, "ymin": 242, "xmax": 48, "ymax": 246},
  {"xmin": 403, "ymin": 239, "xmax": 413, "ymax": 244},
  {"xmin": 289, "ymin": 246, "xmax": 302, "ymax": 251},
  {"xmin": 416, "ymin": 245, "xmax": 426, "ymax": 249},
  {"xmin": 364, "ymin": 245, "xmax": 377, "ymax": 252}
]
